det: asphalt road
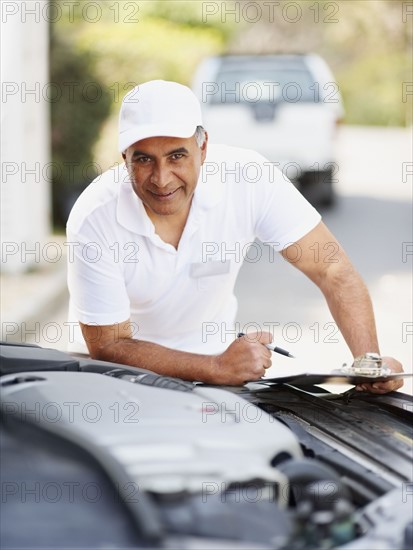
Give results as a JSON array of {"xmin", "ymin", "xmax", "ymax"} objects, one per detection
[{"xmin": 30, "ymin": 125, "xmax": 413, "ymax": 393}]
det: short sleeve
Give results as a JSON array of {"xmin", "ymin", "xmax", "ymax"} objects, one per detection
[
  {"xmin": 66, "ymin": 221, "xmax": 130, "ymax": 326},
  {"xmin": 252, "ymin": 159, "xmax": 321, "ymax": 250}
]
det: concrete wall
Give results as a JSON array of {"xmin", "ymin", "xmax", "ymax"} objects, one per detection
[{"xmin": 1, "ymin": 1, "xmax": 51, "ymax": 274}]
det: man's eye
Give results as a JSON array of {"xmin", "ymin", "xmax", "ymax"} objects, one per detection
[
  {"xmin": 171, "ymin": 153, "xmax": 184, "ymax": 161},
  {"xmin": 136, "ymin": 157, "xmax": 151, "ymax": 164}
]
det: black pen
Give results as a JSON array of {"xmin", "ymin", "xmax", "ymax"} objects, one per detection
[{"xmin": 237, "ymin": 332, "xmax": 295, "ymax": 358}]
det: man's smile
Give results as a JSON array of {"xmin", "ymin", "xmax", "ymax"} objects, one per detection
[{"xmin": 149, "ymin": 188, "xmax": 181, "ymax": 200}]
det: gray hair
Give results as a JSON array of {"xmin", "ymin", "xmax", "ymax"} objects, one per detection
[{"xmin": 195, "ymin": 125, "xmax": 207, "ymax": 148}]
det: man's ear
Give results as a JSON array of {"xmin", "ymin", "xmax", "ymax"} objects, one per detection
[
  {"xmin": 201, "ymin": 131, "xmax": 208, "ymax": 162},
  {"xmin": 122, "ymin": 152, "xmax": 126, "ymax": 161}
]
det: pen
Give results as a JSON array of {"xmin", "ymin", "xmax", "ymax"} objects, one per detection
[{"xmin": 237, "ymin": 332, "xmax": 295, "ymax": 358}]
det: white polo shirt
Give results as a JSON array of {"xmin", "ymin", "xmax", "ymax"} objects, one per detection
[{"xmin": 66, "ymin": 144, "xmax": 321, "ymax": 354}]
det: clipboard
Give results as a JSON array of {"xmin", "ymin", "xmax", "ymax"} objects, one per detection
[{"xmin": 255, "ymin": 371, "xmax": 412, "ymax": 386}]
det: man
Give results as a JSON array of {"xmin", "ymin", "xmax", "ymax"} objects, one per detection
[{"xmin": 67, "ymin": 80, "xmax": 403, "ymax": 393}]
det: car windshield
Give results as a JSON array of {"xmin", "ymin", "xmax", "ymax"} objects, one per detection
[{"xmin": 211, "ymin": 59, "xmax": 319, "ymax": 104}]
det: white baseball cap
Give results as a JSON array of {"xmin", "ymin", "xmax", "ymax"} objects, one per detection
[{"xmin": 118, "ymin": 80, "xmax": 203, "ymax": 152}]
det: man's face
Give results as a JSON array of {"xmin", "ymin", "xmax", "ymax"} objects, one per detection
[{"xmin": 123, "ymin": 134, "xmax": 207, "ymax": 222}]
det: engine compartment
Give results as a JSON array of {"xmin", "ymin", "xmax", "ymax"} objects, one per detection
[{"xmin": 1, "ymin": 343, "xmax": 412, "ymax": 549}]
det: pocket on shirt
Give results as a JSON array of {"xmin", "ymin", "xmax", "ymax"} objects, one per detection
[{"xmin": 189, "ymin": 260, "xmax": 232, "ymax": 291}]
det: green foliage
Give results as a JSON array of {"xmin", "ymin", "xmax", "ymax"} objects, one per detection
[
  {"xmin": 317, "ymin": 0, "xmax": 412, "ymax": 127},
  {"xmin": 50, "ymin": 29, "xmax": 111, "ymax": 227},
  {"xmin": 337, "ymin": 52, "xmax": 412, "ymax": 127},
  {"xmin": 139, "ymin": 0, "xmax": 238, "ymax": 39},
  {"xmin": 73, "ymin": 16, "xmax": 224, "ymax": 99}
]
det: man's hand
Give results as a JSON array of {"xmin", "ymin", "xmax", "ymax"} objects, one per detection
[
  {"xmin": 355, "ymin": 357, "xmax": 404, "ymax": 394},
  {"xmin": 211, "ymin": 331, "xmax": 273, "ymax": 385},
  {"xmin": 80, "ymin": 321, "xmax": 273, "ymax": 386}
]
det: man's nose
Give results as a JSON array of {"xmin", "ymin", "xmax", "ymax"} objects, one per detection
[{"xmin": 150, "ymin": 163, "xmax": 171, "ymax": 187}]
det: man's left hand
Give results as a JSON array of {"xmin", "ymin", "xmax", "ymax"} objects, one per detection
[{"xmin": 355, "ymin": 357, "xmax": 404, "ymax": 394}]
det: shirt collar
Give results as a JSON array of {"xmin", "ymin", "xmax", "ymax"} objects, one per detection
[
  {"xmin": 116, "ymin": 165, "xmax": 154, "ymax": 236},
  {"xmin": 192, "ymin": 161, "xmax": 225, "ymax": 212}
]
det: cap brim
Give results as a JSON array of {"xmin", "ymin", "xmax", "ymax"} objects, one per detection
[{"xmin": 119, "ymin": 122, "xmax": 199, "ymax": 152}]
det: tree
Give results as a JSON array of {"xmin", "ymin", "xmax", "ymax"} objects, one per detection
[{"xmin": 49, "ymin": 29, "xmax": 111, "ymax": 227}]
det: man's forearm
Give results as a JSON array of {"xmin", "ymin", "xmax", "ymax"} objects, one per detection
[
  {"xmin": 94, "ymin": 339, "xmax": 218, "ymax": 383},
  {"xmin": 86, "ymin": 326, "xmax": 273, "ymax": 385},
  {"xmin": 320, "ymin": 262, "xmax": 380, "ymax": 357}
]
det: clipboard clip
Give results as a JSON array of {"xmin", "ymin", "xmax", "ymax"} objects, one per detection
[{"xmin": 340, "ymin": 353, "xmax": 391, "ymax": 377}]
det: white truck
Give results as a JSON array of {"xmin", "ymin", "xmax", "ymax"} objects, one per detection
[{"xmin": 192, "ymin": 54, "xmax": 344, "ymax": 205}]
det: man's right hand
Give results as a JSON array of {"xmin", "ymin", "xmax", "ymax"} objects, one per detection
[{"xmin": 211, "ymin": 332, "xmax": 273, "ymax": 385}]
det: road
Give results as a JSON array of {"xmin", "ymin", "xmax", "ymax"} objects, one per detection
[{"xmin": 30, "ymin": 125, "xmax": 413, "ymax": 393}]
